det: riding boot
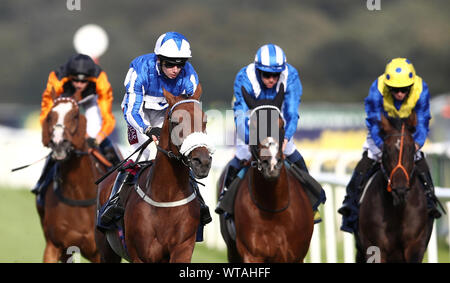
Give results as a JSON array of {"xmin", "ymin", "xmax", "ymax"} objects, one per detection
[
  {"xmin": 215, "ymin": 165, "xmax": 241, "ymax": 214},
  {"xmin": 415, "ymin": 158, "xmax": 443, "ymax": 219},
  {"xmin": 288, "ymin": 151, "xmax": 309, "ymax": 173},
  {"xmin": 338, "ymin": 171, "xmax": 364, "ymax": 217},
  {"xmin": 100, "ymin": 170, "xmax": 134, "ymax": 225},
  {"xmin": 32, "ymin": 155, "xmax": 55, "ymax": 195},
  {"xmin": 193, "ymin": 183, "xmax": 212, "ymax": 225},
  {"xmin": 99, "ymin": 138, "xmax": 121, "ymax": 167},
  {"xmin": 338, "ymin": 152, "xmax": 375, "ymax": 233}
]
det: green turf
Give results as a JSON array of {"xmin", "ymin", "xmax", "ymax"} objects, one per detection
[
  {"xmin": 1, "ymin": 187, "xmax": 447, "ymax": 263},
  {"xmin": 0, "ymin": 187, "xmax": 227, "ymax": 263}
]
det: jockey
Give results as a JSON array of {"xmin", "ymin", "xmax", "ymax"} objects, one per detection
[
  {"xmin": 33, "ymin": 54, "xmax": 120, "ymax": 195},
  {"xmin": 99, "ymin": 31, "xmax": 211, "ymax": 227},
  {"xmin": 215, "ymin": 44, "xmax": 325, "ymax": 222},
  {"xmin": 338, "ymin": 58, "xmax": 443, "ymax": 233}
]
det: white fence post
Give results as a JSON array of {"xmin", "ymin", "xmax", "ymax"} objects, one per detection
[{"xmin": 323, "ymin": 184, "xmax": 337, "ymax": 263}]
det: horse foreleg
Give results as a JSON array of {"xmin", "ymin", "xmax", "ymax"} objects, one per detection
[
  {"xmin": 169, "ymin": 239, "xmax": 196, "ymax": 263},
  {"xmin": 95, "ymin": 229, "xmax": 121, "ymax": 263},
  {"xmin": 43, "ymin": 241, "xmax": 62, "ymax": 263}
]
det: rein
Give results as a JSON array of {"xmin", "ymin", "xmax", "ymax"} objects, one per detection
[
  {"xmin": 383, "ymin": 124, "xmax": 413, "ymax": 192},
  {"xmin": 132, "ymin": 99, "xmax": 211, "ymax": 208}
]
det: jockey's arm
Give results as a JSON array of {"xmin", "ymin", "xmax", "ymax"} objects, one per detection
[
  {"xmin": 365, "ymin": 80, "xmax": 384, "ymax": 149},
  {"xmin": 95, "ymin": 71, "xmax": 116, "ymax": 144},
  {"xmin": 282, "ymin": 68, "xmax": 302, "ymax": 141},
  {"xmin": 413, "ymin": 81, "xmax": 431, "ymax": 149},
  {"xmin": 233, "ymin": 73, "xmax": 250, "ymax": 144},
  {"xmin": 123, "ymin": 67, "xmax": 150, "ymax": 135}
]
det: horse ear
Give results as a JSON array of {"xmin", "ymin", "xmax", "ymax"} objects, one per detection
[
  {"xmin": 273, "ymin": 83, "xmax": 285, "ymax": 109},
  {"xmin": 42, "ymin": 115, "xmax": 51, "ymax": 147},
  {"xmin": 242, "ymin": 86, "xmax": 257, "ymax": 109},
  {"xmin": 407, "ymin": 110, "xmax": 417, "ymax": 128},
  {"xmin": 380, "ymin": 114, "xmax": 392, "ymax": 133},
  {"xmin": 163, "ymin": 87, "xmax": 176, "ymax": 106},
  {"xmin": 191, "ymin": 83, "xmax": 202, "ymax": 101}
]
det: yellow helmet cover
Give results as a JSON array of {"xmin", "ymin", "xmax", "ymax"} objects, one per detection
[{"xmin": 384, "ymin": 58, "xmax": 416, "ymax": 87}]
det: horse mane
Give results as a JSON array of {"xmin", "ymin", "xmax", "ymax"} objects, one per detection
[
  {"xmin": 386, "ymin": 116, "xmax": 404, "ymax": 131},
  {"xmin": 383, "ymin": 114, "xmax": 416, "ymax": 134}
]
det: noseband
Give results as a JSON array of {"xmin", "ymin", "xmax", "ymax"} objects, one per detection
[{"xmin": 381, "ymin": 123, "xmax": 415, "ymax": 192}]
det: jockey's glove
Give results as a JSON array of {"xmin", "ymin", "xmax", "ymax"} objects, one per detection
[
  {"xmin": 145, "ymin": 127, "xmax": 161, "ymax": 140},
  {"xmin": 86, "ymin": 137, "xmax": 99, "ymax": 149}
]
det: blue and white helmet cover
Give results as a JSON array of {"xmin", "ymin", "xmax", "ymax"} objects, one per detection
[
  {"xmin": 154, "ymin": 31, "xmax": 192, "ymax": 58},
  {"xmin": 254, "ymin": 44, "xmax": 286, "ymax": 73}
]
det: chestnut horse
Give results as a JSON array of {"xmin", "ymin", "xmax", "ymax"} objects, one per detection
[
  {"xmin": 96, "ymin": 84, "xmax": 214, "ymax": 262},
  {"xmin": 356, "ymin": 113, "xmax": 433, "ymax": 262},
  {"xmin": 218, "ymin": 85, "xmax": 314, "ymax": 262},
  {"xmin": 38, "ymin": 96, "xmax": 107, "ymax": 262}
]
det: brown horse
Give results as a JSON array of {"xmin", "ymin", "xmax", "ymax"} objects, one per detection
[
  {"xmin": 38, "ymin": 96, "xmax": 106, "ymax": 262},
  {"xmin": 96, "ymin": 84, "xmax": 214, "ymax": 262},
  {"xmin": 357, "ymin": 113, "xmax": 433, "ymax": 262},
  {"xmin": 218, "ymin": 85, "xmax": 314, "ymax": 262}
]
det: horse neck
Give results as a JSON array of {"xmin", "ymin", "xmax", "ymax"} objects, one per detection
[
  {"xmin": 149, "ymin": 139, "xmax": 191, "ymax": 202},
  {"xmin": 250, "ymin": 166, "xmax": 289, "ymax": 210},
  {"xmin": 58, "ymin": 147, "xmax": 96, "ymax": 199}
]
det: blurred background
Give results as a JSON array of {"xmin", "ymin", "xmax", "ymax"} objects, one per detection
[{"xmin": 0, "ymin": 0, "xmax": 449, "ymax": 262}]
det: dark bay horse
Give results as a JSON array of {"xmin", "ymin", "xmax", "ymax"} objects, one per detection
[
  {"xmin": 218, "ymin": 85, "xmax": 314, "ymax": 262},
  {"xmin": 357, "ymin": 113, "xmax": 433, "ymax": 262},
  {"xmin": 38, "ymin": 95, "xmax": 107, "ymax": 262},
  {"xmin": 96, "ymin": 84, "xmax": 214, "ymax": 262}
]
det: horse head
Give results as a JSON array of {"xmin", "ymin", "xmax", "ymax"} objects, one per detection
[
  {"xmin": 242, "ymin": 84, "xmax": 285, "ymax": 180},
  {"xmin": 161, "ymin": 83, "xmax": 214, "ymax": 179},
  {"xmin": 42, "ymin": 95, "xmax": 86, "ymax": 161},
  {"xmin": 380, "ymin": 112, "xmax": 417, "ymax": 206}
]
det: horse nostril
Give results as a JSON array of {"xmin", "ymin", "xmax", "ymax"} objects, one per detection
[{"xmin": 191, "ymin": 158, "xmax": 201, "ymax": 166}]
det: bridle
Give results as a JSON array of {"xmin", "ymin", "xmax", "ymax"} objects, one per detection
[
  {"xmin": 381, "ymin": 123, "xmax": 415, "ymax": 192},
  {"xmin": 156, "ymin": 99, "xmax": 215, "ymax": 168},
  {"xmin": 248, "ymin": 105, "xmax": 284, "ymax": 171},
  {"xmin": 51, "ymin": 97, "xmax": 80, "ymax": 136},
  {"xmin": 49, "ymin": 97, "xmax": 81, "ymax": 160}
]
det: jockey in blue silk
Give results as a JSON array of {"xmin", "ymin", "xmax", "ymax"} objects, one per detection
[
  {"xmin": 99, "ymin": 32, "xmax": 210, "ymax": 228},
  {"xmin": 215, "ymin": 44, "xmax": 326, "ymax": 223},
  {"xmin": 338, "ymin": 58, "xmax": 443, "ymax": 234}
]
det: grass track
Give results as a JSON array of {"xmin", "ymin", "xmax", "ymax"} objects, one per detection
[{"xmin": 0, "ymin": 188, "xmax": 227, "ymax": 263}]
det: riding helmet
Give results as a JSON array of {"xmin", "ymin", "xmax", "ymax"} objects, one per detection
[
  {"xmin": 254, "ymin": 44, "xmax": 286, "ymax": 73},
  {"xmin": 384, "ymin": 58, "xmax": 416, "ymax": 88},
  {"xmin": 154, "ymin": 31, "xmax": 192, "ymax": 63}
]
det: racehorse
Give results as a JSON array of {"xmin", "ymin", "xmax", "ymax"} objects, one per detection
[
  {"xmin": 218, "ymin": 85, "xmax": 314, "ymax": 262},
  {"xmin": 96, "ymin": 84, "xmax": 214, "ymax": 262},
  {"xmin": 38, "ymin": 94, "xmax": 107, "ymax": 262},
  {"xmin": 357, "ymin": 113, "xmax": 433, "ymax": 262}
]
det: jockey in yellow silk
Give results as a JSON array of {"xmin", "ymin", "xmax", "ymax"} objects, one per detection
[{"xmin": 338, "ymin": 58, "xmax": 443, "ymax": 234}]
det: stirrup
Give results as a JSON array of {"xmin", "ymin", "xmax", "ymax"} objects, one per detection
[{"xmin": 215, "ymin": 190, "xmax": 227, "ymax": 215}]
